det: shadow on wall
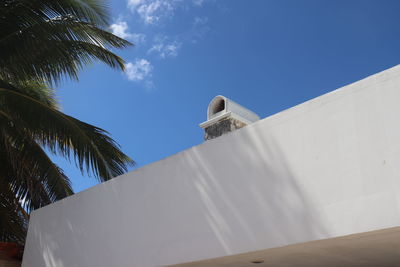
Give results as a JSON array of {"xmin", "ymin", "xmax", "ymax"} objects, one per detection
[
  {"xmin": 25, "ymin": 120, "xmax": 330, "ymax": 266},
  {"xmin": 182, "ymin": 123, "xmax": 329, "ymax": 255},
  {"xmin": 26, "ymin": 68, "xmax": 400, "ymax": 266}
]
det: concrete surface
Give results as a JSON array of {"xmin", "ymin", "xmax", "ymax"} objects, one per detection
[
  {"xmin": 23, "ymin": 65, "xmax": 400, "ymax": 267},
  {"xmin": 169, "ymin": 227, "xmax": 400, "ymax": 267}
]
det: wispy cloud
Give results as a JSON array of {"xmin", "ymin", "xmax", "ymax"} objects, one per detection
[
  {"xmin": 148, "ymin": 36, "xmax": 181, "ymax": 58},
  {"xmin": 188, "ymin": 16, "xmax": 209, "ymax": 43},
  {"xmin": 125, "ymin": 59, "xmax": 153, "ymax": 81},
  {"xmin": 128, "ymin": 0, "xmax": 145, "ymax": 6},
  {"xmin": 127, "ymin": 0, "xmax": 210, "ymax": 25},
  {"xmin": 193, "ymin": 0, "xmax": 205, "ymax": 6},
  {"xmin": 193, "ymin": 16, "xmax": 208, "ymax": 26},
  {"xmin": 128, "ymin": 0, "xmax": 180, "ymax": 25},
  {"xmin": 120, "ymin": 0, "xmax": 212, "ymax": 88},
  {"xmin": 110, "ymin": 21, "xmax": 146, "ymax": 44}
]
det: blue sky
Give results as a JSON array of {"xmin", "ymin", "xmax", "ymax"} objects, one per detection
[{"xmin": 53, "ymin": 0, "xmax": 400, "ymax": 192}]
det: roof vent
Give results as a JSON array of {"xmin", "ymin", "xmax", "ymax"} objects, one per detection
[{"xmin": 199, "ymin": 95, "xmax": 260, "ymax": 140}]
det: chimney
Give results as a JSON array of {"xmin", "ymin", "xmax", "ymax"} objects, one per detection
[{"xmin": 199, "ymin": 95, "xmax": 260, "ymax": 140}]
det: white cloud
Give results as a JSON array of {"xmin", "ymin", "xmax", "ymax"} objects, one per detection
[
  {"xmin": 110, "ymin": 21, "xmax": 131, "ymax": 39},
  {"xmin": 130, "ymin": 33, "xmax": 146, "ymax": 44},
  {"xmin": 125, "ymin": 59, "xmax": 153, "ymax": 81},
  {"xmin": 192, "ymin": 0, "xmax": 205, "ymax": 6},
  {"xmin": 148, "ymin": 37, "xmax": 181, "ymax": 58},
  {"xmin": 193, "ymin": 16, "xmax": 208, "ymax": 26},
  {"xmin": 121, "ymin": 0, "xmax": 211, "ymax": 86},
  {"xmin": 110, "ymin": 21, "xmax": 146, "ymax": 44},
  {"xmin": 128, "ymin": 0, "xmax": 146, "ymax": 6},
  {"xmin": 128, "ymin": 0, "xmax": 181, "ymax": 25},
  {"xmin": 186, "ymin": 16, "xmax": 209, "ymax": 43}
]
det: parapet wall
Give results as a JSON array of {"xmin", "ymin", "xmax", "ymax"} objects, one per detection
[{"xmin": 23, "ymin": 65, "xmax": 400, "ymax": 267}]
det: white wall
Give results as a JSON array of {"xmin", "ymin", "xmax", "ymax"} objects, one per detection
[{"xmin": 23, "ymin": 65, "xmax": 400, "ymax": 267}]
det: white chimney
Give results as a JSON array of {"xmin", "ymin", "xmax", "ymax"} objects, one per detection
[{"xmin": 199, "ymin": 95, "xmax": 260, "ymax": 140}]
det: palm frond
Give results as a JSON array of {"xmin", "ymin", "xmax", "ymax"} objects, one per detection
[
  {"xmin": 0, "ymin": 0, "xmax": 110, "ymax": 27},
  {"xmin": 0, "ymin": 81, "xmax": 135, "ymax": 181},
  {"xmin": 0, "ymin": 0, "xmax": 135, "ymax": 246},
  {"xmin": 7, "ymin": 80, "xmax": 59, "ymax": 109},
  {"xmin": 1, "ymin": 129, "xmax": 73, "ymax": 210},
  {"xmin": 0, "ymin": 178, "xmax": 28, "ymax": 245},
  {"xmin": 0, "ymin": 0, "xmax": 132, "ymax": 84},
  {"xmin": 0, "ymin": 107, "xmax": 73, "ymax": 212}
]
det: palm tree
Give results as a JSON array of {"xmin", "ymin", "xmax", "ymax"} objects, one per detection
[
  {"xmin": 0, "ymin": 0, "xmax": 131, "ymax": 85},
  {"xmin": 0, "ymin": 0, "xmax": 135, "ymax": 247},
  {"xmin": 0, "ymin": 81, "xmax": 135, "ymax": 245}
]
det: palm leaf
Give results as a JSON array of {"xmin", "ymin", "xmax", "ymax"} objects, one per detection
[
  {"xmin": 0, "ymin": 0, "xmax": 135, "ymax": 246},
  {"xmin": 0, "ymin": 81, "xmax": 135, "ymax": 181},
  {"xmin": 1, "ymin": 128, "xmax": 73, "ymax": 209},
  {"xmin": 0, "ymin": 178, "xmax": 28, "ymax": 245},
  {"xmin": 0, "ymin": 0, "xmax": 132, "ymax": 85}
]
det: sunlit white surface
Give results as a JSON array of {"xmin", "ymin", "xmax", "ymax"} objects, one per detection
[{"xmin": 23, "ymin": 65, "xmax": 400, "ymax": 267}]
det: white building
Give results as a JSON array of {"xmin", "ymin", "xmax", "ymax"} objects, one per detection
[{"xmin": 23, "ymin": 65, "xmax": 400, "ymax": 267}]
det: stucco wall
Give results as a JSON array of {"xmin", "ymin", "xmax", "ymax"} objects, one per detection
[{"xmin": 23, "ymin": 65, "xmax": 400, "ymax": 267}]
